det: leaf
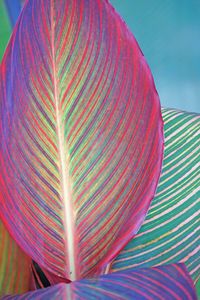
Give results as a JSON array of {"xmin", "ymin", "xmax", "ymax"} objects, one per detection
[
  {"xmin": 2, "ymin": 284, "xmax": 65, "ymax": 300},
  {"xmin": 0, "ymin": 218, "xmax": 31, "ymax": 297},
  {"xmin": 110, "ymin": 108, "xmax": 200, "ymax": 287},
  {"xmin": 31, "ymin": 260, "xmax": 70, "ymax": 289},
  {"xmin": 2, "ymin": 264, "xmax": 198, "ymax": 299},
  {"xmin": 0, "ymin": 0, "xmax": 164, "ymax": 280}
]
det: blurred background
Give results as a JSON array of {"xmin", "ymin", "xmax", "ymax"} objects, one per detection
[{"xmin": 0, "ymin": 0, "xmax": 200, "ymax": 112}]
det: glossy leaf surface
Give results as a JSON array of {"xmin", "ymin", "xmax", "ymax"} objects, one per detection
[
  {"xmin": 110, "ymin": 108, "xmax": 200, "ymax": 290},
  {"xmin": 2, "ymin": 264, "xmax": 197, "ymax": 299},
  {"xmin": 0, "ymin": 0, "xmax": 163, "ymax": 280},
  {"xmin": 0, "ymin": 219, "xmax": 31, "ymax": 297}
]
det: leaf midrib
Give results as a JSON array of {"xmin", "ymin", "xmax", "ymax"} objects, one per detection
[{"xmin": 50, "ymin": 1, "xmax": 76, "ymax": 281}]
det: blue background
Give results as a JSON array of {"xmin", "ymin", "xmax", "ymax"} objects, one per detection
[{"xmin": 110, "ymin": 0, "xmax": 200, "ymax": 113}]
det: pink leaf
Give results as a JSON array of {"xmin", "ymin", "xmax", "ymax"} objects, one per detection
[{"xmin": 0, "ymin": 0, "xmax": 164, "ymax": 280}]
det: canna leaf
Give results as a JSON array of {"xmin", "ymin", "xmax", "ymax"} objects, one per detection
[
  {"xmin": 2, "ymin": 264, "xmax": 197, "ymax": 299},
  {"xmin": 110, "ymin": 108, "xmax": 200, "ymax": 290},
  {"xmin": 0, "ymin": 218, "xmax": 31, "ymax": 297},
  {"xmin": 0, "ymin": 0, "xmax": 164, "ymax": 280}
]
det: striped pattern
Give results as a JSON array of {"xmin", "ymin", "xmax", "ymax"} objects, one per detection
[
  {"xmin": 3, "ymin": 264, "xmax": 197, "ymax": 299},
  {"xmin": 0, "ymin": 219, "xmax": 31, "ymax": 297},
  {"xmin": 0, "ymin": 0, "xmax": 163, "ymax": 281},
  {"xmin": 110, "ymin": 108, "xmax": 200, "ymax": 290},
  {"xmin": 2, "ymin": 284, "xmax": 66, "ymax": 300}
]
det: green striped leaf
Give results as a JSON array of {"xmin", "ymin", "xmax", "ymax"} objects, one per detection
[{"xmin": 110, "ymin": 108, "xmax": 200, "ymax": 293}]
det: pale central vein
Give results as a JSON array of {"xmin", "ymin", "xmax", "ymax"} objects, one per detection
[{"xmin": 51, "ymin": 2, "xmax": 76, "ymax": 281}]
